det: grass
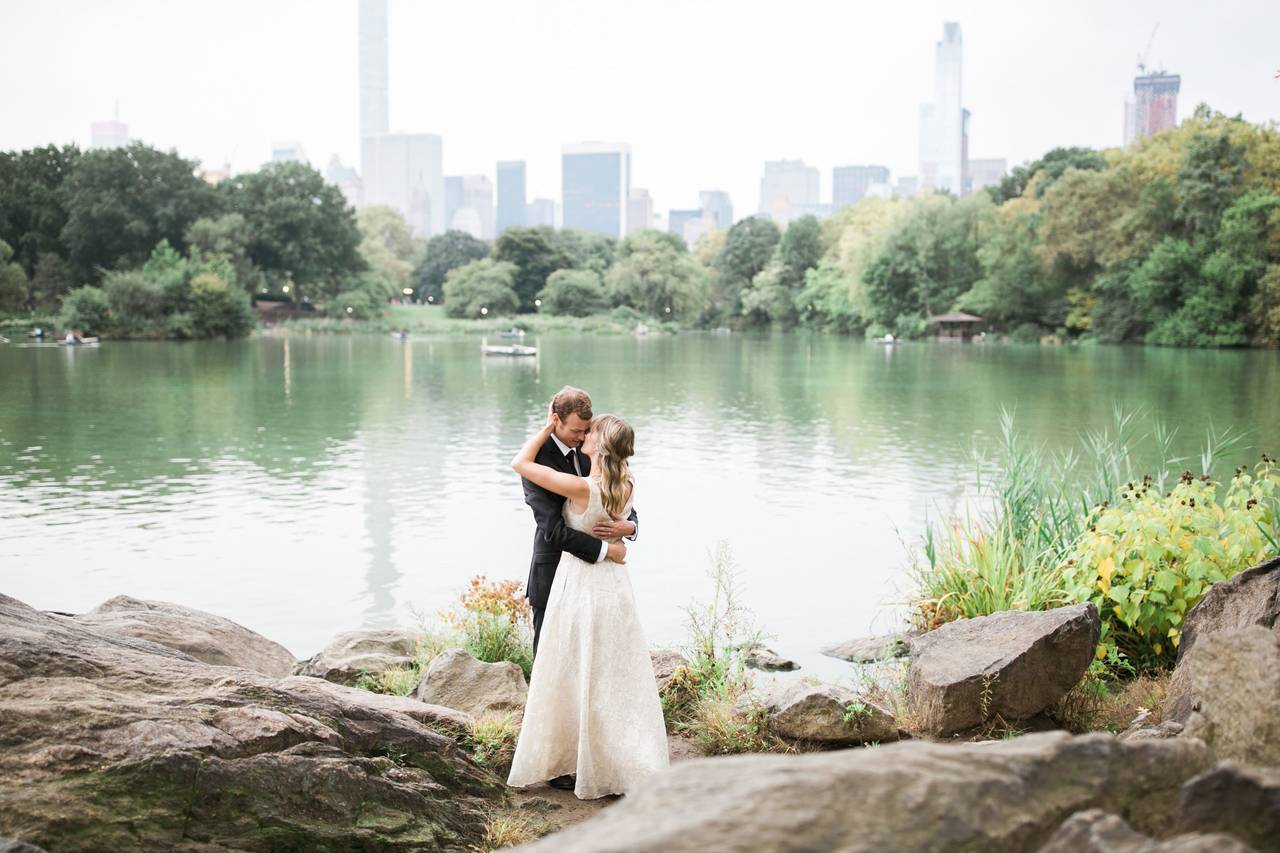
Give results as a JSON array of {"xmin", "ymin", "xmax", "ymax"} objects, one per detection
[
  {"xmin": 1052, "ymin": 667, "xmax": 1171, "ymax": 735},
  {"xmin": 265, "ymin": 304, "xmax": 679, "ymax": 337},
  {"xmin": 472, "ymin": 808, "xmax": 557, "ymax": 852},
  {"xmin": 467, "ymin": 711, "xmax": 521, "ymax": 774}
]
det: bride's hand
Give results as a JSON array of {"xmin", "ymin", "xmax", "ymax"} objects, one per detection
[{"xmin": 544, "ymin": 403, "xmax": 558, "ymax": 433}]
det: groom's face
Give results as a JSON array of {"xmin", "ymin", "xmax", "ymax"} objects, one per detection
[{"xmin": 555, "ymin": 413, "xmax": 591, "ymax": 448}]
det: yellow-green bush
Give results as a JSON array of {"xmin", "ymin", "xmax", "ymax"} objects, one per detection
[{"xmin": 1063, "ymin": 458, "xmax": 1279, "ymax": 668}]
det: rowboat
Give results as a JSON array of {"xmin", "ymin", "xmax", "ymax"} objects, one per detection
[
  {"xmin": 481, "ymin": 344, "xmax": 537, "ymax": 357},
  {"xmin": 15, "ymin": 337, "xmax": 100, "ymax": 349}
]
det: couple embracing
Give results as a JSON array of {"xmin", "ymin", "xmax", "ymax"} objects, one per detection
[{"xmin": 505, "ymin": 385, "xmax": 669, "ymax": 800}]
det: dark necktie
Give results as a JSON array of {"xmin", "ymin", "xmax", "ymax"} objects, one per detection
[{"xmin": 567, "ymin": 449, "xmax": 581, "ymax": 475}]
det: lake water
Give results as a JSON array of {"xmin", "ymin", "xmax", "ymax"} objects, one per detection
[{"xmin": 2, "ymin": 333, "xmax": 1278, "ymax": 681}]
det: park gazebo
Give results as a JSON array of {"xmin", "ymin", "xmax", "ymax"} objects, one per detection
[{"xmin": 928, "ymin": 311, "xmax": 985, "ymax": 342}]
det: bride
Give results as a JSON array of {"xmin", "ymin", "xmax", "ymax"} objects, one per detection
[{"xmin": 506, "ymin": 409, "xmax": 669, "ymax": 799}]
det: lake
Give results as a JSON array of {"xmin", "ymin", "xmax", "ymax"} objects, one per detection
[{"xmin": 2, "ymin": 333, "xmax": 1278, "ymax": 681}]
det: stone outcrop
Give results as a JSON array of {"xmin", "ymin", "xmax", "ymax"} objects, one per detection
[
  {"xmin": 1164, "ymin": 626, "xmax": 1280, "ymax": 765},
  {"xmin": 1177, "ymin": 556, "xmax": 1280, "ymax": 660},
  {"xmin": 734, "ymin": 681, "xmax": 897, "ymax": 744},
  {"xmin": 744, "ymin": 645, "xmax": 799, "ymax": 672},
  {"xmin": 66, "ymin": 595, "xmax": 296, "ymax": 677},
  {"xmin": 907, "ymin": 603, "xmax": 1100, "ymax": 736},
  {"xmin": 414, "ymin": 648, "xmax": 528, "ymax": 717},
  {"xmin": 821, "ymin": 633, "xmax": 912, "ymax": 664},
  {"xmin": 649, "ymin": 649, "xmax": 688, "ymax": 693},
  {"xmin": 1174, "ymin": 763, "xmax": 1280, "ymax": 852},
  {"xmin": 0, "ymin": 594, "xmax": 503, "ymax": 852},
  {"xmin": 294, "ymin": 628, "xmax": 419, "ymax": 686},
  {"xmin": 513, "ymin": 732, "xmax": 1212, "ymax": 853},
  {"xmin": 1036, "ymin": 809, "xmax": 1254, "ymax": 853}
]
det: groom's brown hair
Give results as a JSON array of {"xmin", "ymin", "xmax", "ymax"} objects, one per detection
[{"xmin": 551, "ymin": 385, "xmax": 593, "ymax": 421}]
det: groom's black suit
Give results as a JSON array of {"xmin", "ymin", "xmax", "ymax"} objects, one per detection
[{"xmin": 522, "ymin": 436, "xmax": 638, "ymax": 658}]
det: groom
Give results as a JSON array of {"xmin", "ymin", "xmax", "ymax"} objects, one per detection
[{"xmin": 522, "ymin": 385, "xmax": 637, "ymax": 660}]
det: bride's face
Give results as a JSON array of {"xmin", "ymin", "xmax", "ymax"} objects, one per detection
[{"xmin": 580, "ymin": 427, "xmax": 599, "ymax": 458}]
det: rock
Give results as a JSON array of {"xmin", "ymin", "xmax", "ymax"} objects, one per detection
[
  {"xmin": 67, "ymin": 595, "xmax": 296, "ymax": 677},
  {"xmin": 0, "ymin": 840, "xmax": 50, "ymax": 853},
  {"xmin": 1037, "ymin": 809, "xmax": 1255, "ymax": 853},
  {"xmin": 414, "ymin": 648, "xmax": 527, "ymax": 717},
  {"xmin": 1118, "ymin": 720, "xmax": 1184, "ymax": 742},
  {"xmin": 744, "ymin": 646, "xmax": 799, "ymax": 672},
  {"xmin": 293, "ymin": 627, "xmax": 419, "ymax": 686},
  {"xmin": 1165, "ymin": 626, "xmax": 1280, "ymax": 765},
  {"xmin": 1174, "ymin": 763, "xmax": 1280, "ymax": 852},
  {"xmin": 649, "ymin": 649, "xmax": 688, "ymax": 693},
  {"xmin": 512, "ymin": 732, "xmax": 1212, "ymax": 853},
  {"xmin": 0, "ymin": 593, "xmax": 503, "ymax": 852},
  {"xmin": 1177, "ymin": 556, "xmax": 1280, "ymax": 661},
  {"xmin": 734, "ymin": 682, "xmax": 897, "ymax": 744},
  {"xmin": 821, "ymin": 633, "xmax": 912, "ymax": 664},
  {"xmin": 907, "ymin": 603, "xmax": 1100, "ymax": 736}
]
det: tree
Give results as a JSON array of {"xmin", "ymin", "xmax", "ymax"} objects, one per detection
[
  {"xmin": 186, "ymin": 213, "xmax": 261, "ymax": 294},
  {"xmin": 742, "ymin": 215, "xmax": 824, "ymax": 326},
  {"xmin": 443, "ymin": 259, "xmax": 519, "ymax": 318},
  {"xmin": 713, "ymin": 217, "xmax": 780, "ymax": 318},
  {"xmin": 492, "ymin": 227, "xmax": 572, "ymax": 310},
  {"xmin": 537, "ymin": 269, "xmax": 606, "ymax": 316},
  {"xmin": 605, "ymin": 230, "xmax": 708, "ymax": 320},
  {"xmin": 189, "ymin": 271, "xmax": 254, "ymax": 338},
  {"xmin": 988, "ymin": 146, "xmax": 1107, "ymax": 203},
  {"xmin": 221, "ymin": 161, "xmax": 363, "ymax": 302},
  {"xmin": 549, "ymin": 228, "xmax": 616, "ymax": 276},
  {"xmin": 0, "ymin": 144, "xmax": 80, "ymax": 277},
  {"xmin": 59, "ymin": 143, "xmax": 221, "ymax": 282},
  {"xmin": 59, "ymin": 286, "xmax": 111, "ymax": 335},
  {"xmin": 0, "ymin": 239, "xmax": 27, "ymax": 313},
  {"xmin": 960, "ymin": 205, "xmax": 1060, "ymax": 331},
  {"xmin": 1176, "ymin": 130, "xmax": 1247, "ymax": 241},
  {"xmin": 28, "ymin": 252, "xmax": 74, "ymax": 311},
  {"xmin": 357, "ymin": 205, "xmax": 424, "ymax": 297},
  {"xmin": 411, "ymin": 230, "xmax": 490, "ymax": 304},
  {"xmin": 333, "ymin": 270, "xmax": 395, "ymax": 320}
]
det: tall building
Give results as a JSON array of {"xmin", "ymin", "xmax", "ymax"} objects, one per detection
[
  {"xmin": 527, "ymin": 198, "xmax": 557, "ymax": 228},
  {"xmin": 325, "ymin": 155, "xmax": 362, "ymax": 207},
  {"xmin": 496, "ymin": 161, "xmax": 527, "ymax": 234},
  {"xmin": 919, "ymin": 22, "xmax": 966, "ymax": 195},
  {"xmin": 271, "ymin": 140, "xmax": 308, "ymax": 164},
  {"xmin": 1126, "ymin": 72, "xmax": 1181, "ymax": 145},
  {"xmin": 362, "ymin": 134, "xmax": 443, "ymax": 237},
  {"xmin": 967, "ymin": 158, "xmax": 1007, "ymax": 194},
  {"xmin": 456, "ymin": 175, "xmax": 495, "ymax": 239},
  {"xmin": 627, "ymin": 188, "xmax": 654, "ymax": 234},
  {"xmin": 562, "ymin": 142, "xmax": 631, "ymax": 237},
  {"xmin": 90, "ymin": 119, "xmax": 128, "ymax": 150},
  {"xmin": 758, "ymin": 159, "xmax": 820, "ymax": 218},
  {"xmin": 444, "ymin": 176, "xmax": 463, "ymax": 232},
  {"xmin": 833, "ymin": 165, "xmax": 891, "ymax": 209},
  {"xmin": 699, "ymin": 190, "xmax": 733, "ymax": 230},
  {"xmin": 893, "ymin": 175, "xmax": 919, "ymax": 198},
  {"xmin": 358, "ymin": 0, "xmax": 389, "ymax": 149},
  {"xmin": 667, "ymin": 209, "xmax": 701, "ymax": 239}
]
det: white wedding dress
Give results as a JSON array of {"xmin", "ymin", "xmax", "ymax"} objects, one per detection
[{"xmin": 507, "ymin": 477, "xmax": 670, "ymax": 799}]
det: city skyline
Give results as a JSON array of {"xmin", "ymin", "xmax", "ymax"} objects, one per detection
[{"xmin": 3, "ymin": 0, "xmax": 1278, "ymax": 225}]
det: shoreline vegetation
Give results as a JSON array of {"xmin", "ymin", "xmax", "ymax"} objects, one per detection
[{"xmin": 4, "ymin": 105, "xmax": 1280, "ymax": 347}]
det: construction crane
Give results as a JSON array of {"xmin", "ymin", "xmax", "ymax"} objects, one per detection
[{"xmin": 1137, "ymin": 23, "xmax": 1159, "ymax": 75}]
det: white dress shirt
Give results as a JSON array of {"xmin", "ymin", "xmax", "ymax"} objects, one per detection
[{"xmin": 549, "ymin": 432, "xmax": 635, "ymax": 562}]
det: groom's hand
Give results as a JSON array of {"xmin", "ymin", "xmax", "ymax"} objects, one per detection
[
  {"xmin": 593, "ymin": 518, "xmax": 636, "ymax": 539},
  {"xmin": 606, "ymin": 540, "xmax": 627, "ymax": 564}
]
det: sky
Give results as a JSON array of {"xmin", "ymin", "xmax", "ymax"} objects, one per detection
[{"xmin": 3, "ymin": 0, "xmax": 1278, "ymax": 222}]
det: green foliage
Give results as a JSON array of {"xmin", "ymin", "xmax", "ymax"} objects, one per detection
[
  {"xmin": 988, "ymin": 146, "xmax": 1108, "ymax": 203},
  {"xmin": 185, "ymin": 213, "xmax": 261, "ymax": 294},
  {"xmin": 357, "ymin": 205, "xmax": 424, "ymax": 297},
  {"xmin": 442, "ymin": 259, "xmax": 520, "ymax": 319},
  {"xmin": 466, "ymin": 711, "xmax": 520, "ymax": 770},
  {"xmin": 605, "ymin": 230, "xmax": 708, "ymax": 320},
  {"xmin": 0, "ymin": 144, "xmax": 81, "ymax": 278},
  {"xmin": 332, "ymin": 270, "xmax": 393, "ymax": 320},
  {"xmin": 439, "ymin": 576, "xmax": 534, "ymax": 680},
  {"xmin": 190, "ymin": 272, "xmax": 253, "ymax": 338},
  {"xmin": 537, "ymin": 268, "xmax": 605, "ymax": 316},
  {"xmin": 713, "ymin": 217, "xmax": 780, "ymax": 319},
  {"xmin": 27, "ymin": 252, "xmax": 74, "ymax": 311},
  {"xmin": 411, "ymin": 229, "xmax": 489, "ymax": 304},
  {"xmin": 492, "ymin": 227, "xmax": 572, "ymax": 311},
  {"xmin": 0, "ymin": 239, "xmax": 27, "ymax": 313},
  {"xmin": 549, "ymin": 228, "xmax": 617, "ymax": 277},
  {"xmin": 58, "ymin": 286, "xmax": 111, "ymax": 335},
  {"xmin": 1063, "ymin": 460, "xmax": 1280, "ymax": 669}
]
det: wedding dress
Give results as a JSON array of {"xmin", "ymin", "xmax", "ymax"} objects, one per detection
[{"xmin": 507, "ymin": 477, "xmax": 670, "ymax": 799}]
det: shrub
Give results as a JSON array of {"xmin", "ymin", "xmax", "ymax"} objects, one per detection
[
  {"xmin": 443, "ymin": 259, "xmax": 520, "ymax": 318},
  {"xmin": 537, "ymin": 269, "xmax": 605, "ymax": 316},
  {"xmin": 439, "ymin": 575, "xmax": 534, "ymax": 679},
  {"xmin": 59, "ymin": 286, "xmax": 112, "ymax": 335},
  {"xmin": 467, "ymin": 710, "xmax": 520, "ymax": 771},
  {"xmin": 104, "ymin": 270, "xmax": 167, "ymax": 334},
  {"xmin": 1062, "ymin": 459, "xmax": 1279, "ymax": 668},
  {"xmin": 190, "ymin": 272, "xmax": 254, "ymax": 338}
]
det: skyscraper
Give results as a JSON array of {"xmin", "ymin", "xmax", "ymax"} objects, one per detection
[
  {"xmin": 326, "ymin": 155, "xmax": 362, "ymax": 207},
  {"xmin": 527, "ymin": 198, "xmax": 557, "ymax": 228},
  {"xmin": 967, "ymin": 158, "xmax": 1007, "ymax": 194},
  {"xmin": 627, "ymin": 188, "xmax": 654, "ymax": 234},
  {"xmin": 699, "ymin": 190, "xmax": 733, "ymax": 230},
  {"xmin": 359, "ymin": 0, "xmax": 389, "ymax": 147},
  {"xmin": 759, "ymin": 160, "xmax": 820, "ymax": 224},
  {"xmin": 90, "ymin": 119, "xmax": 129, "ymax": 150},
  {"xmin": 562, "ymin": 143, "xmax": 631, "ymax": 237},
  {"xmin": 833, "ymin": 165, "xmax": 891, "ymax": 209},
  {"xmin": 444, "ymin": 176, "xmax": 463, "ymax": 232},
  {"xmin": 667, "ymin": 209, "xmax": 701, "ymax": 240},
  {"xmin": 271, "ymin": 140, "xmax": 308, "ymax": 164},
  {"xmin": 496, "ymin": 161, "xmax": 527, "ymax": 234},
  {"xmin": 919, "ymin": 22, "xmax": 966, "ymax": 195},
  {"xmin": 1126, "ymin": 72, "xmax": 1181, "ymax": 145},
  {"xmin": 456, "ymin": 175, "xmax": 495, "ymax": 239},
  {"xmin": 362, "ymin": 134, "xmax": 443, "ymax": 237}
]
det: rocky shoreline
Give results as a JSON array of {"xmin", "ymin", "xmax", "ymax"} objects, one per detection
[{"xmin": 1, "ymin": 556, "xmax": 1276, "ymax": 851}]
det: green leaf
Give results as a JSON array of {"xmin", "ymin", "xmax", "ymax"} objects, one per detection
[{"xmin": 1154, "ymin": 570, "xmax": 1178, "ymax": 594}]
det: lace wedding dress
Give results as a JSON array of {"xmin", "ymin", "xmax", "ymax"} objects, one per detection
[{"xmin": 507, "ymin": 477, "xmax": 670, "ymax": 799}]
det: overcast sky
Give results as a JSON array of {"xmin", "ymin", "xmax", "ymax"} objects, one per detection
[{"xmin": 3, "ymin": 0, "xmax": 1278, "ymax": 219}]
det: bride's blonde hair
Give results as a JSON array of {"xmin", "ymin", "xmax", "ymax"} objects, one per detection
[{"xmin": 590, "ymin": 414, "xmax": 634, "ymax": 517}]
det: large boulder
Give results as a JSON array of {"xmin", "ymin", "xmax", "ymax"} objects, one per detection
[
  {"xmin": 649, "ymin": 649, "xmax": 688, "ymax": 693},
  {"xmin": 1174, "ymin": 763, "xmax": 1280, "ymax": 852},
  {"xmin": 907, "ymin": 603, "xmax": 1100, "ymax": 736},
  {"xmin": 67, "ymin": 595, "xmax": 296, "ymax": 677},
  {"xmin": 0, "ymin": 593, "xmax": 503, "ymax": 852},
  {"xmin": 1177, "ymin": 556, "xmax": 1280, "ymax": 660},
  {"xmin": 1036, "ymin": 809, "xmax": 1254, "ymax": 853},
  {"xmin": 294, "ymin": 628, "xmax": 419, "ymax": 686},
  {"xmin": 821, "ymin": 633, "xmax": 912, "ymax": 664},
  {"xmin": 414, "ymin": 648, "xmax": 527, "ymax": 717},
  {"xmin": 734, "ymin": 681, "xmax": 897, "ymax": 744},
  {"xmin": 1164, "ymin": 626, "xmax": 1280, "ymax": 765},
  {"xmin": 513, "ymin": 732, "xmax": 1212, "ymax": 853}
]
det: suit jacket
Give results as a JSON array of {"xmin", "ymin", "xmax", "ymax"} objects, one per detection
[{"xmin": 522, "ymin": 436, "xmax": 639, "ymax": 612}]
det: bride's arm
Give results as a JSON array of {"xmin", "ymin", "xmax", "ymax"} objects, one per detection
[{"xmin": 511, "ymin": 417, "xmax": 589, "ymax": 505}]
